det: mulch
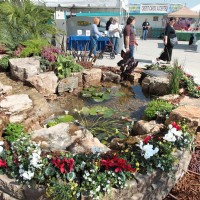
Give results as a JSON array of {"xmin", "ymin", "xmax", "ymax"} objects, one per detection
[{"xmin": 164, "ymin": 133, "xmax": 200, "ymax": 200}]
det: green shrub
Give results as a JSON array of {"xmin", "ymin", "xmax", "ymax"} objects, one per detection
[
  {"xmin": 144, "ymin": 100, "xmax": 174, "ymax": 120},
  {"xmin": 169, "ymin": 60, "xmax": 183, "ymax": 94},
  {"xmin": 20, "ymin": 38, "xmax": 49, "ymax": 57},
  {"xmin": 0, "ymin": 56, "xmax": 10, "ymax": 69},
  {"xmin": 4, "ymin": 123, "xmax": 25, "ymax": 142},
  {"xmin": 55, "ymin": 55, "xmax": 84, "ymax": 79}
]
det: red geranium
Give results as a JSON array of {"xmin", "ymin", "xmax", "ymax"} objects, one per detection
[
  {"xmin": 51, "ymin": 157, "xmax": 74, "ymax": 174},
  {"xmin": 171, "ymin": 122, "xmax": 181, "ymax": 131},
  {"xmin": 0, "ymin": 159, "xmax": 7, "ymax": 167},
  {"xmin": 100, "ymin": 155, "xmax": 136, "ymax": 173},
  {"xmin": 143, "ymin": 135, "xmax": 152, "ymax": 144}
]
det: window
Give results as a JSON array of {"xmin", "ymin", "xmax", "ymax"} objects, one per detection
[{"xmin": 153, "ymin": 16, "xmax": 159, "ymax": 21}]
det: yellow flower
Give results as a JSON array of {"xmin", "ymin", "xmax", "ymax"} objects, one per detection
[{"xmin": 136, "ymin": 162, "xmax": 139, "ymax": 167}]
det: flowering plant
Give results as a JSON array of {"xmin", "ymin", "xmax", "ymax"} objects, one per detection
[{"xmin": 0, "ymin": 121, "xmax": 194, "ymax": 199}]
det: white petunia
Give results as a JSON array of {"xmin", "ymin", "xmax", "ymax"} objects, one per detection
[
  {"xmin": 173, "ymin": 130, "xmax": 183, "ymax": 138},
  {"xmin": 22, "ymin": 171, "xmax": 34, "ymax": 180},
  {"xmin": 137, "ymin": 141, "xmax": 159, "ymax": 159},
  {"xmin": 163, "ymin": 132, "xmax": 176, "ymax": 142},
  {"xmin": 0, "ymin": 141, "xmax": 4, "ymax": 146},
  {"xmin": 0, "ymin": 146, "xmax": 3, "ymax": 154},
  {"xmin": 168, "ymin": 124, "xmax": 173, "ymax": 129}
]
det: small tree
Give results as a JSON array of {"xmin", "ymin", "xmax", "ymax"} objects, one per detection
[{"xmin": 0, "ymin": 0, "xmax": 57, "ymax": 50}]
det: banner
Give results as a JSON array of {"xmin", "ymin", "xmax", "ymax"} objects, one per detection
[{"xmin": 140, "ymin": 4, "xmax": 169, "ymax": 13}]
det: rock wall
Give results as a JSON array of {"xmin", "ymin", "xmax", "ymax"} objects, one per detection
[{"xmin": 0, "ymin": 149, "xmax": 191, "ymax": 200}]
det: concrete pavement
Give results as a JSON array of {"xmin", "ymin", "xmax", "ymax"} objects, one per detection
[{"xmin": 94, "ymin": 38, "xmax": 200, "ymax": 85}]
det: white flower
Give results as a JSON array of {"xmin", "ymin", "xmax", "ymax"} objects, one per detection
[
  {"xmin": 64, "ymin": 110, "xmax": 69, "ymax": 114},
  {"xmin": 0, "ymin": 146, "xmax": 3, "ymax": 154},
  {"xmin": 163, "ymin": 132, "xmax": 176, "ymax": 142},
  {"xmin": 168, "ymin": 124, "xmax": 173, "ymax": 129},
  {"xmin": 22, "ymin": 171, "xmax": 34, "ymax": 180},
  {"xmin": 0, "ymin": 141, "xmax": 4, "ymax": 146},
  {"xmin": 173, "ymin": 130, "xmax": 183, "ymax": 138},
  {"xmin": 96, "ymin": 185, "xmax": 100, "ymax": 192},
  {"xmin": 137, "ymin": 141, "xmax": 159, "ymax": 159}
]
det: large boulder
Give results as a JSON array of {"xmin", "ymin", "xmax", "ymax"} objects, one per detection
[
  {"xmin": 9, "ymin": 57, "xmax": 40, "ymax": 81},
  {"xmin": 82, "ymin": 68, "xmax": 102, "ymax": 87},
  {"xmin": 26, "ymin": 71, "xmax": 58, "ymax": 96},
  {"xmin": 31, "ymin": 123, "xmax": 109, "ymax": 153},
  {"xmin": 165, "ymin": 105, "xmax": 200, "ymax": 131},
  {"xmin": 57, "ymin": 76, "xmax": 79, "ymax": 93}
]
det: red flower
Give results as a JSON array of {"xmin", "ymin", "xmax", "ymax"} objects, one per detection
[
  {"xmin": 196, "ymin": 86, "xmax": 200, "ymax": 91},
  {"xmin": 51, "ymin": 157, "xmax": 74, "ymax": 174},
  {"xmin": 0, "ymin": 159, "xmax": 7, "ymax": 167},
  {"xmin": 100, "ymin": 156, "xmax": 135, "ymax": 173},
  {"xmin": 171, "ymin": 122, "xmax": 181, "ymax": 131},
  {"xmin": 143, "ymin": 135, "xmax": 152, "ymax": 144}
]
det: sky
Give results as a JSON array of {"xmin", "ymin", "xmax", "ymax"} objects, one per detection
[{"xmin": 129, "ymin": 0, "xmax": 199, "ymax": 8}]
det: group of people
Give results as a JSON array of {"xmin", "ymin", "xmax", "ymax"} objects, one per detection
[{"xmin": 89, "ymin": 16, "xmax": 177, "ymax": 64}]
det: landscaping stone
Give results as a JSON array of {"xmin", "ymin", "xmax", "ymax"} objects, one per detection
[
  {"xmin": 26, "ymin": 71, "xmax": 58, "ymax": 96},
  {"xmin": 102, "ymin": 71, "xmax": 121, "ymax": 83},
  {"xmin": 31, "ymin": 123, "xmax": 109, "ymax": 153},
  {"xmin": 82, "ymin": 68, "xmax": 102, "ymax": 87},
  {"xmin": 132, "ymin": 120, "xmax": 165, "ymax": 135},
  {"xmin": 142, "ymin": 76, "xmax": 169, "ymax": 96},
  {"xmin": 165, "ymin": 105, "xmax": 200, "ymax": 130},
  {"xmin": 9, "ymin": 57, "xmax": 40, "ymax": 81},
  {"xmin": 57, "ymin": 76, "xmax": 79, "ymax": 93},
  {"xmin": 0, "ymin": 94, "xmax": 32, "ymax": 114},
  {"xmin": 142, "ymin": 70, "xmax": 169, "ymax": 78},
  {"xmin": 0, "ymin": 82, "xmax": 12, "ymax": 95},
  {"xmin": 71, "ymin": 72, "xmax": 83, "ymax": 87}
]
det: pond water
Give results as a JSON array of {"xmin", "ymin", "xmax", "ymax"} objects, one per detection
[{"xmin": 0, "ymin": 71, "xmax": 150, "ymax": 120}]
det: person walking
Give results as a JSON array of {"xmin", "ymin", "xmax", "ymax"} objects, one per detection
[
  {"xmin": 142, "ymin": 18, "xmax": 150, "ymax": 40},
  {"xmin": 123, "ymin": 16, "xmax": 137, "ymax": 59},
  {"xmin": 89, "ymin": 17, "xmax": 102, "ymax": 57},
  {"xmin": 109, "ymin": 17, "xmax": 122, "ymax": 55},
  {"xmin": 157, "ymin": 17, "xmax": 177, "ymax": 64}
]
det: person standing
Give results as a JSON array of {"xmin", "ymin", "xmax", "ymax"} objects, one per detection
[
  {"xmin": 106, "ymin": 17, "xmax": 113, "ymax": 31},
  {"xmin": 142, "ymin": 18, "xmax": 150, "ymax": 40},
  {"xmin": 89, "ymin": 17, "xmax": 102, "ymax": 57},
  {"xmin": 157, "ymin": 17, "xmax": 176, "ymax": 64},
  {"xmin": 123, "ymin": 16, "xmax": 137, "ymax": 59},
  {"xmin": 109, "ymin": 17, "xmax": 122, "ymax": 55}
]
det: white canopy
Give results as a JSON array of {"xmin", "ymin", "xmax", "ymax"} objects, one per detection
[
  {"xmin": 34, "ymin": 0, "xmax": 129, "ymax": 11},
  {"xmin": 191, "ymin": 4, "xmax": 200, "ymax": 12}
]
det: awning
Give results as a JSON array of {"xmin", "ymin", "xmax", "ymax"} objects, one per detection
[{"xmin": 168, "ymin": 7, "xmax": 199, "ymax": 18}]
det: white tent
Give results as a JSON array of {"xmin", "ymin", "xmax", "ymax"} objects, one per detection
[{"xmin": 191, "ymin": 4, "xmax": 200, "ymax": 12}]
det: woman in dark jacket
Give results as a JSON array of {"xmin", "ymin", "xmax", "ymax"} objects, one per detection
[{"xmin": 157, "ymin": 17, "xmax": 176, "ymax": 64}]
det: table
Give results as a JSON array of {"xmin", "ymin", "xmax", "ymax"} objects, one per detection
[
  {"xmin": 68, "ymin": 36, "xmax": 109, "ymax": 51},
  {"xmin": 176, "ymin": 31, "xmax": 200, "ymax": 41}
]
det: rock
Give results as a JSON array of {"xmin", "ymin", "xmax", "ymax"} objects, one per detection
[
  {"xmin": 142, "ymin": 76, "xmax": 169, "ymax": 96},
  {"xmin": 0, "ymin": 175, "xmax": 23, "ymax": 199},
  {"xmin": 57, "ymin": 76, "xmax": 78, "ymax": 93},
  {"xmin": 0, "ymin": 82, "xmax": 12, "ymax": 95},
  {"xmin": 82, "ymin": 68, "xmax": 102, "ymax": 87},
  {"xmin": 0, "ymin": 114, "xmax": 9, "ymax": 138},
  {"xmin": 9, "ymin": 57, "xmax": 40, "ymax": 81},
  {"xmin": 132, "ymin": 120, "xmax": 165, "ymax": 135},
  {"xmin": 142, "ymin": 70, "xmax": 169, "ymax": 78},
  {"xmin": 26, "ymin": 71, "xmax": 58, "ymax": 96},
  {"xmin": 68, "ymin": 128, "xmax": 110, "ymax": 154},
  {"xmin": 179, "ymin": 95, "xmax": 200, "ymax": 107},
  {"xmin": 0, "ymin": 94, "xmax": 32, "ymax": 114},
  {"xmin": 31, "ymin": 123, "xmax": 82, "ymax": 151},
  {"xmin": 71, "ymin": 72, "xmax": 83, "ymax": 87},
  {"xmin": 102, "ymin": 71, "xmax": 121, "ymax": 83},
  {"xmin": 165, "ymin": 105, "xmax": 200, "ymax": 131}
]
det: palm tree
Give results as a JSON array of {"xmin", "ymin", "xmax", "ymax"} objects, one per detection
[{"xmin": 0, "ymin": 0, "xmax": 57, "ymax": 50}]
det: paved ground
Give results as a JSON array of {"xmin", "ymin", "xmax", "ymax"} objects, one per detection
[{"xmin": 95, "ymin": 38, "xmax": 200, "ymax": 85}]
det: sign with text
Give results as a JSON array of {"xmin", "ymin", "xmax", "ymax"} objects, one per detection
[{"xmin": 140, "ymin": 4, "xmax": 169, "ymax": 13}]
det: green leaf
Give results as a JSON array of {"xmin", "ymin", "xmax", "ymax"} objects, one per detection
[
  {"xmin": 45, "ymin": 166, "xmax": 55, "ymax": 176},
  {"xmin": 66, "ymin": 172, "xmax": 76, "ymax": 181}
]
